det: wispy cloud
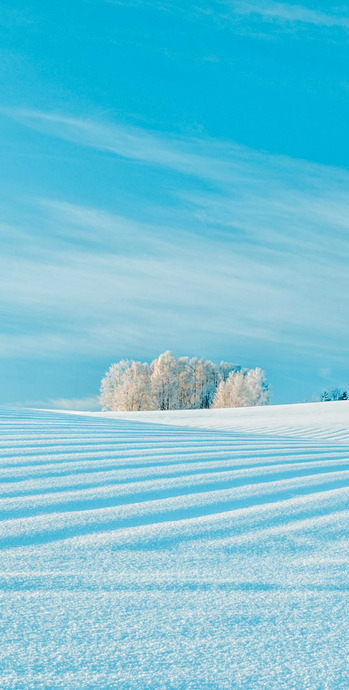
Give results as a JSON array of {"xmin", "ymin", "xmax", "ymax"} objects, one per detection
[
  {"xmin": 231, "ymin": 1, "xmax": 349, "ymax": 29},
  {"xmin": 5, "ymin": 106, "xmax": 349, "ymax": 194},
  {"xmin": 102, "ymin": 0, "xmax": 349, "ymax": 34},
  {"xmin": 1, "ymin": 107, "xmax": 349, "ymax": 368},
  {"xmin": 4, "ymin": 108, "xmax": 225, "ymax": 181}
]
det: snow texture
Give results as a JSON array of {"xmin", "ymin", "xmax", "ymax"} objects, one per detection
[{"xmin": 1, "ymin": 402, "xmax": 349, "ymax": 689}]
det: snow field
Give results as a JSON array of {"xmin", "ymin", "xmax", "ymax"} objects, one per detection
[{"xmin": 0, "ymin": 403, "xmax": 349, "ymax": 689}]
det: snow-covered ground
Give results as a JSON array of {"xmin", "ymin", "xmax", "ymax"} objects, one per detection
[
  {"xmin": 88, "ymin": 400, "xmax": 349, "ymax": 441},
  {"xmin": 1, "ymin": 402, "xmax": 349, "ymax": 689}
]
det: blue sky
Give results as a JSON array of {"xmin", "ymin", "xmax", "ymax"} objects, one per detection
[{"xmin": 1, "ymin": 0, "xmax": 349, "ymax": 408}]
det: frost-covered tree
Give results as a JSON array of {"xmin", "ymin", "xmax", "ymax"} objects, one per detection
[
  {"xmin": 118, "ymin": 361, "xmax": 155, "ymax": 411},
  {"xmin": 244, "ymin": 368, "xmax": 270, "ymax": 406},
  {"xmin": 100, "ymin": 360, "xmax": 130, "ymax": 411},
  {"xmin": 190, "ymin": 358, "xmax": 219, "ymax": 409},
  {"xmin": 100, "ymin": 360, "xmax": 155, "ymax": 411},
  {"xmin": 218, "ymin": 361, "xmax": 241, "ymax": 382},
  {"xmin": 176, "ymin": 357, "xmax": 193, "ymax": 410},
  {"xmin": 212, "ymin": 371, "xmax": 246, "ymax": 408},
  {"xmin": 150, "ymin": 351, "xmax": 179, "ymax": 410},
  {"xmin": 212, "ymin": 368, "xmax": 270, "ymax": 409}
]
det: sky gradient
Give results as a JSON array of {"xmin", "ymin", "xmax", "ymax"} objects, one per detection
[{"xmin": 1, "ymin": 0, "xmax": 349, "ymax": 407}]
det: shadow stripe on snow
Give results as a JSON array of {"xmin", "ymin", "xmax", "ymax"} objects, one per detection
[
  {"xmin": 2, "ymin": 458, "xmax": 349, "ymax": 498},
  {"xmin": 1, "ymin": 485, "xmax": 349, "ymax": 549},
  {"xmin": 2, "ymin": 465, "xmax": 349, "ymax": 518}
]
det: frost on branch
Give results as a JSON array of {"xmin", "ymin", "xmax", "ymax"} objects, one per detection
[{"xmin": 100, "ymin": 351, "xmax": 270, "ymax": 411}]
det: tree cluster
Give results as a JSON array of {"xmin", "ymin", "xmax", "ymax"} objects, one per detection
[
  {"xmin": 100, "ymin": 351, "xmax": 270, "ymax": 411},
  {"xmin": 321, "ymin": 388, "xmax": 348, "ymax": 402}
]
